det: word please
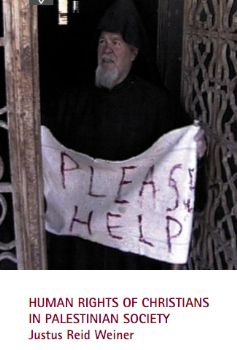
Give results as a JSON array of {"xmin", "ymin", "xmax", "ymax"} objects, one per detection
[{"xmin": 60, "ymin": 152, "xmax": 195, "ymax": 209}]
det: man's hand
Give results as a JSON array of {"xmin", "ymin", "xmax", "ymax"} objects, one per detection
[{"xmin": 194, "ymin": 128, "xmax": 206, "ymax": 158}]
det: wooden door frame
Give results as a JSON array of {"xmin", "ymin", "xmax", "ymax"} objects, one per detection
[{"xmin": 2, "ymin": 0, "xmax": 46, "ymax": 269}]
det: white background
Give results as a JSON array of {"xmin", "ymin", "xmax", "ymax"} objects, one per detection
[{"xmin": 0, "ymin": 270, "xmax": 236, "ymax": 349}]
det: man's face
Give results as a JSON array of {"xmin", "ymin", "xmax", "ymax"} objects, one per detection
[{"xmin": 96, "ymin": 31, "xmax": 138, "ymax": 89}]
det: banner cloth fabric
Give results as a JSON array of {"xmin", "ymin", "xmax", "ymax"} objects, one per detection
[{"xmin": 41, "ymin": 125, "xmax": 199, "ymax": 264}]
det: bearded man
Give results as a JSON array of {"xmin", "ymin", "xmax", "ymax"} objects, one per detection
[
  {"xmin": 43, "ymin": 0, "xmax": 205, "ymax": 269},
  {"xmin": 95, "ymin": 31, "xmax": 139, "ymax": 90}
]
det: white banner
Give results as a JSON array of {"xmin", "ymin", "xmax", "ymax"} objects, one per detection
[{"xmin": 41, "ymin": 125, "xmax": 199, "ymax": 264}]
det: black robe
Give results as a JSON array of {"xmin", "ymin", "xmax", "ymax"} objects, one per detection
[{"xmin": 42, "ymin": 74, "xmax": 191, "ymax": 269}]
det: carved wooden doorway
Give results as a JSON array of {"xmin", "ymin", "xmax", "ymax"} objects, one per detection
[{"xmin": 182, "ymin": 0, "xmax": 237, "ymax": 269}]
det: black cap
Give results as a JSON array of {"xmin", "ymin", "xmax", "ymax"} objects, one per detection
[{"xmin": 98, "ymin": 0, "xmax": 143, "ymax": 49}]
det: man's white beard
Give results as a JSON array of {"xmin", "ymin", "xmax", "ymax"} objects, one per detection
[{"xmin": 95, "ymin": 65, "xmax": 119, "ymax": 90}]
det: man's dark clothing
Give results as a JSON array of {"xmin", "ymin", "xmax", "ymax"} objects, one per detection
[{"xmin": 42, "ymin": 75, "xmax": 190, "ymax": 269}]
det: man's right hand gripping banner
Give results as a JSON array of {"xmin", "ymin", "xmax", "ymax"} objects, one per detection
[{"xmin": 41, "ymin": 125, "xmax": 199, "ymax": 264}]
